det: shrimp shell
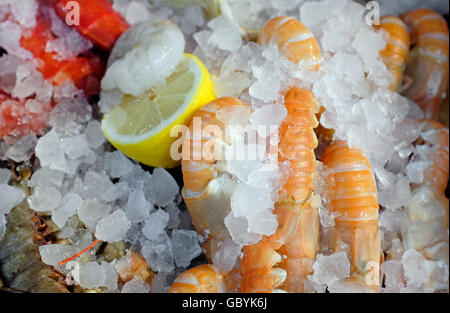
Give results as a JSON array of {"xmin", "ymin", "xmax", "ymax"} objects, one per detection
[
  {"xmin": 169, "ymin": 264, "xmax": 227, "ymax": 293},
  {"xmin": 415, "ymin": 119, "xmax": 449, "ymax": 193},
  {"xmin": 322, "ymin": 141, "xmax": 380, "ymax": 292},
  {"xmin": 401, "ymin": 9, "xmax": 449, "ymax": 119},
  {"xmin": 181, "ymin": 97, "xmax": 249, "ymax": 260},
  {"xmin": 257, "ymin": 16, "xmax": 321, "ymax": 68},
  {"xmin": 240, "ymin": 88, "xmax": 320, "ymax": 293},
  {"xmin": 375, "ymin": 16, "xmax": 411, "ymax": 92}
]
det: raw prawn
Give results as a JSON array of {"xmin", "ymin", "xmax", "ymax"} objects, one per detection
[
  {"xmin": 402, "ymin": 120, "xmax": 449, "ymax": 291},
  {"xmin": 257, "ymin": 15, "xmax": 333, "ymax": 153},
  {"xmin": 101, "ymin": 19, "xmax": 185, "ymax": 97},
  {"xmin": 375, "ymin": 16, "xmax": 411, "ymax": 92},
  {"xmin": 169, "ymin": 264, "xmax": 227, "ymax": 293},
  {"xmin": 240, "ymin": 87, "xmax": 320, "ymax": 293},
  {"xmin": 401, "ymin": 8, "xmax": 449, "ymax": 119},
  {"xmin": 0, "ymin": 183, "xmax": 69, "ymax": 293},
  {"xmin": 181, "ymin": 97, "xmax": 249, "ymax": 261},
  {"xmin": 53, "ymin": 0, "xmax": 130, "ymax": 51},
  {"xmin": 257, "ymin": 16, "xmax": 321, "ymax": 68},
  {"xmin": 322, "ymin": 141, "xmax": 380, "ymax": 292}
]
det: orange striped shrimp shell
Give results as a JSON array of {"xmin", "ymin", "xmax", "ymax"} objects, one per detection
[
  {"xmin": 168, "ymin": 264, "xmax": 226, "ymax": 293},
  {"xmin": 375, "ymin": 16, "xmax": 410, "ymax": 92},
  {"xmin": 415, "ymin": 119, "xmax": 449, "ymax": 193},
  {"xmin": 322, "ymin": 141, "xmax": 380, "ymax": 292},
  {"xmin": 401, "ymin": 9, "xmax": 449, "ymax": 119},
  {"xmin": 257, "ymin": 16, "xmax": 321, "ymax": 69},
  {"xmin": 240, "ymin": 88, "xmax": 320, "ymax": 293},
  {"xmin": 116, "ymin": 251, "xmax": 154, "ymax": 284},
  {"xmin": 181, "ymin": 97, "xmax": 250, "ymax": 260}
]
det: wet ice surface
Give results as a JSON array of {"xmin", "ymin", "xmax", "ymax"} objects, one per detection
[{"xmin": 0, "ymin": 0, "xmax": 448, "ymax": 293}]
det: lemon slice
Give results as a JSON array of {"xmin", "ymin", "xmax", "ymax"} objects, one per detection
[{"xmin": 101, "ymin": 53, "xmax": 216, "ymax": 168}]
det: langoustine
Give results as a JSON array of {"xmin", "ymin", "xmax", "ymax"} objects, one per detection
[
  {"xmin": 402, "ymin": 120, "xmax": 449, "ymax": 291},
  {"xmin": 401, "ymin": 8, "xmax": 449, "ymax": 119},
  {"xmin": 240, "ymin": 87, "xmax": 320, "ymax": 293},
  {"xmin": 375, "ymin": 16, "xmax": 411, "ymax": 92},
  {"xmin": 322, "ymin": 141, "xmax": 380, "ymax": 292},
  {"xmin": 181, "ymin": 97, "xmax": 249, "ymax": 261}
]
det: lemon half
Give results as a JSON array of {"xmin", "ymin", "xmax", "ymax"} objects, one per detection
[{"xmin": 101, "ymin": 53, "xmax": 216, "ymax": 168}]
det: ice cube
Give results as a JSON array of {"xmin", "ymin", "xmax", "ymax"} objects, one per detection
[
  {"xmin": 125, "ymin": 189, "xmax": 152, "ymax": 223},
  {"xmin": 79, "ymin": 261, "xmax": 118, "ymax": 290},
  {"xmin": 145, "ymin": 168, "xmax": 179, "ymax": 207},
  {"xmin": 142, "ymin": 237, "xmax": 175, "ymax": 273},
  {"xmin": 28, "ymin": 167, "xmax": 65, "ymax": 188},
  {"xmin": 401, "ymin": 249, "xmax": 431, "ymax": 288},
  {"xmin": 28, "ymin": 186, "xmax": 62, "ymax": 213},
  {"xmin": 0, "ymin": 184, "xmax": 25, "ymax": 215},
  {"xmin": 212, "ymin": 237, "xmax": 242, "ymax": 273},
  {"xmin": 250, "ymin": 104, "xmax": 287, "ymax": 137},
  {"xmin": 101, "ymin": 181, "xmax": 130, "ymax": 203},
  {"xmin": 224, "ymin": 211, "xmax": 261, "ymax": 246},
  {"xmin": 39, "ymin": 244, "xmax": 77, "ymax": 267},
  {"xmin": 78, "ymin": 199, "xmax": 111, "ymax": 231},
  {"xmin": 207, "ymin": 15, "xmax": 242, "ymax": 52},
  {"xmin": 95, "ymin": 209, "xmax": 131, "ymax": 243},
  {"xmin": 60, "ymin": 134, "xmax": 93, "ymax": 160},
  {"xmin": 35, "ymin": 129, "xmax": 68, "ymax": 173},
  {"xmin": 104, "ymin": 151, "xmax": 134, "ymax": 178},
  {"xmin": 142, "ymin": 210, "xmax": 169, "ymax": 241},
  {"xmin": 82, "ymin": 171, "xmax": 113, "ymax": 199},
  {"xmin": 381, "ymin": 260, "xmax": 404, "ymax": 293},
  {"xmin": 172, "ymin": 229, "xmax": 202, "ymax": 268},
  {"xmin": 85, "ymin": 120, "xmax": 106, "ymax": 149},
  {"xmin": 166, "ymin": 203, "xmax": 181, "ymax": 229},
  {"xmin": 5, "ymin": 134, "xmax": 37, "ymax": 162},
  {"xmin": 121, "ymin": 277, "xmax": 150, "ymax": 293},
  {"xmin": 52, "ymin": 193, "xmax": 83, "ymax": 228},
  {"xmin": 310, "ymin": 252, "xmax": 351, "ymax": 285},
  {"xmin": 124, "ymin": 1, "xmax": 150, "ymax": 25}
]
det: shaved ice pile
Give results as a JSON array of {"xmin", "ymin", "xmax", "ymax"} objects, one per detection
[{"xmin": 0, "ymin": 0, "xmax": 449, "ymax": 293}]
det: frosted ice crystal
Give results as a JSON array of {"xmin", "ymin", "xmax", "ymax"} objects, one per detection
[
  {"xmin": 95, "ymin": 209, "xmax": 131, "ymax": 243},
  {"xmin": 145, "ymin": 168, "xmax": 179, "ymax": 207},
  {"xmin": 172, "ymin": 229, "xmax": 202, "ymax": 268},
  {"xmin": 27, "ymin": 186, "xmax": 62, "ymax": 213},
  {"xmin": 310, "ymin": 252, "xmax": 351, "ymax": 285},
  {"xmin": 142, "ymin": 209, "xmax": 170, "ymax": 240},
  {"xmin": 0, "ymin": 184, "xmax": 25, "ymax": 215},
  {"xmin": 39, "ymin": 244, "xmax": 78, "ymax": 268},
  {"xmin": 78, "ymin": 199, "xmax": 111, "ymax": 231},
  {"xmin": 142, "ymin": 235, "xmax": 175, "ymax": 273},
  {"xmin": 52, "ymin": 193, "xmax": 83, "ymax": 228},
  {"xmin": 4, "ymin": 134, "xmax": 37, "ymax": 162},
  {"xmin": 121, "ymin": 277, "xmax": 150, "ymax": 293},
  {"xmin": 104, "ymin": 150, "xmax": 134, "ymax": 178}
]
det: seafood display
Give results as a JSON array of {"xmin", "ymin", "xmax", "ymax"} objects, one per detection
[{"xmin": 0, "ymin": 0, "xmax": 449, "ymax": 294}]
